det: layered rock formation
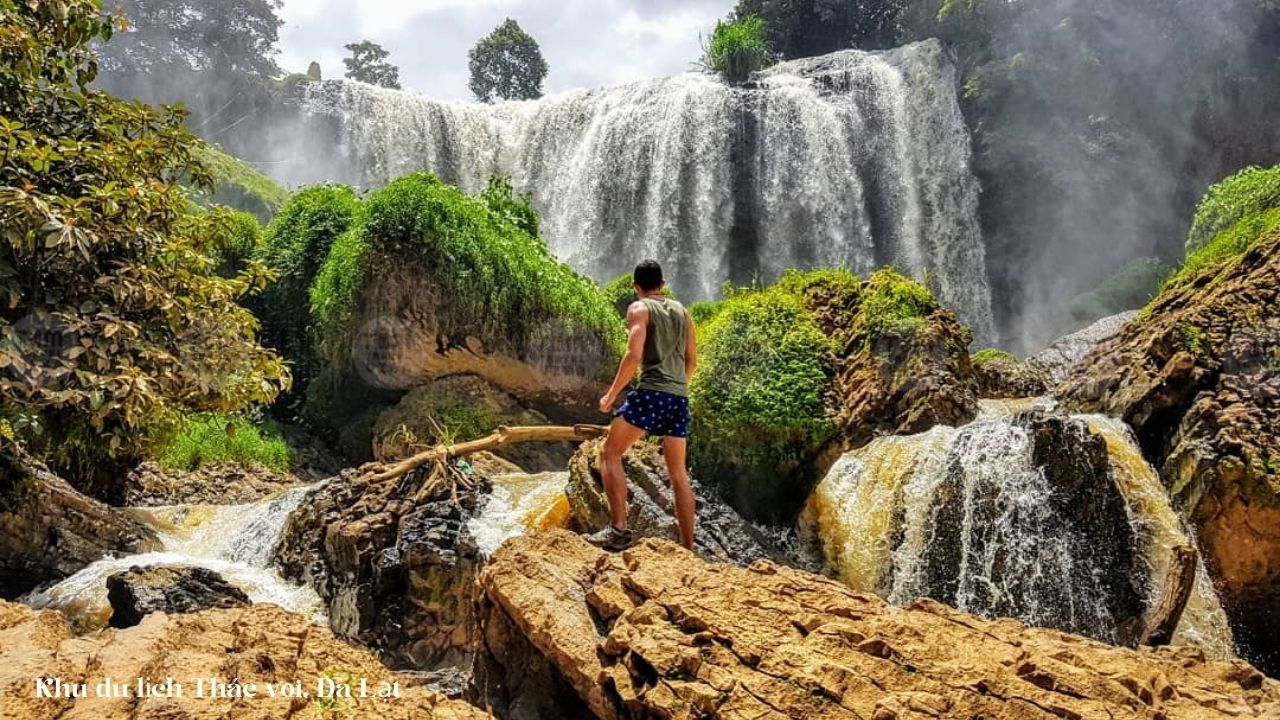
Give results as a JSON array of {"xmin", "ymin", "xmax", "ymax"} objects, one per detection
[
  {"xmin": 474, "ymin": 531, "xmax": 1280, "ymax": 720},
  {"xmin": 106, "ymin": 565, "xmax": 250, "ymax": 629},
  {"xmin": 1061, "ymin": 229, "xmax": 1280, "ymax": 671},
  {"xmin": 0, "ymin": 442, "xmax": 159, "ymax": 598},
  {"xmin": 566, "ymin": 438, "xmax": 779, "ymax": 565},
  {"xmin": 0, "ymin": 601, "xmax": 486, "ymax": 720},
  {"xmin": 274, "ymin": 466, "xmax": 488, "ymax": 669},
  {"xmin": 971, "ymin": 351, "xmax": 1049, "ymax": 398},
  {"xmin": 123, "ymin": 461, "xmax": 302, "ymax": 506}
]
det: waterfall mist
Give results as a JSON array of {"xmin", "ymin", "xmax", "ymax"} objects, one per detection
[{"xmin": 270, "ymin": 39, "xmax": 995, "ymax": 344}]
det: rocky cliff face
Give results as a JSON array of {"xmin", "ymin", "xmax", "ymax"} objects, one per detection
[
  {"xmin": 0, "ymin": 442, "xmax": 159, "ymax": 598},
  {"xmin": 474, "ymin": 531, "xmax": 1280, "ymax": 720},
  {"xmin": 274, "ymin": 466, "xmax": 488, "ymax": 670},
  {"xmin": 0, "ymin": 601, "xmax": 486, "ymax": 720},
  {"xmin": 1061, "ymin": 229, "xmax": 1280, "ymax": 672}
]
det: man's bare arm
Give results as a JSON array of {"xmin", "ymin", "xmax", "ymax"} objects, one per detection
[
  {"xmin": 600, "ymin": 302, "xmax": 648, "ymax": 412},
  {"xmin": 684, "ymin": 308, "xmax": 698, "ymax": 381}
]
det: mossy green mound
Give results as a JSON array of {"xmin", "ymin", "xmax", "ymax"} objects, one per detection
[
  {"xmin": 972, "ymin": 347, "xmax": 1016, "ymax": 366},
  {"xmin": 1069, "ymin": 258, "xmax": 1171, "ymax": 323},
  {"xmin": 190, "ymin": 145, "xmax": 289, "ymax": 223},
  {"xmin": 309, "ymin": 173, "xmax": 623, "ymax": 366},
  {"xmin": 1166, "ymin": 165, "xmax": 1280, "ymax": 291}
]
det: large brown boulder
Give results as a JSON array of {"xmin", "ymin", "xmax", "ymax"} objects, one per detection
[
  {"xmin": 474, "ymin": 531, "xmax": 1280, "ymax": 720},
  {"xmin": 0, "ymin": 601, "xmax": 487, "ymax": 720},
  {"xmin": 0, "ymin": 442, "xmax": 159, "ymax": 598},
  {"xmin": 106, "ymin": 565, "xmax": 250, "ymax": 629},
  {"xmin": 274, "ymin": 465, "xmax": 490, "ymax": 670},
  {"xmin": 1060, "ymin": 229, "xmax": 1280, "ymax": 672},
  {"xmin": 566, "ymin": 438, "xmax": 780, "ymax": 565}
]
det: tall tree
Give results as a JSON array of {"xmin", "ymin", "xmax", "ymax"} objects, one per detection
[
  {"xmin": 0, "ymin": 0, "xmax": 289, "ymax": 499},
  {"xmin": 468, "ymin": 19, "xmax": 548, "ymax": 103},
  {"xmin": 343, "ymin": 40, "xmax": 401, "ymax": 89},
  {"xmin": 97, "ymin": 0, "xmax": 283, "ymax": 77},
  {"xmin": 732, "ymin": 0, "xmax": 907, "ymax": 58}
]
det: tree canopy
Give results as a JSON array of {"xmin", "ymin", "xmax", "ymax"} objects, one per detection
[
  {"xmin": 97, "ymin": 0, "xmax": 283, "ymax": 77},
  {"xmin": 468, "ymin": 19, "xmax": 548, "ymax": 103},
  {"xmin": 0, "ymin": 0, "xmax": 289, "ymax": 499},
  {"xmin": 732, "ymin": 0, "xmax": 908, "ymax": 57},
  {"xmin": 343, "ymin": 40, "xmax": 401, "ymax": 89}
]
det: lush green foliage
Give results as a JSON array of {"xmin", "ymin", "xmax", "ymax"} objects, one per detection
[
  {"xmin": 206, "ymin": 208, "xmax": 263, "ymax": 277},
  {"xmin": 0, "ymin": 0, "xmax": 288, "ymax": 496},
  {"xmin": 689, "ymin": 300, "xmax": 726, "ymax": 328},
  {"xmin": 98, "ymin": 0, "xmax": 283, "ymax": 78},
  {"xmin": 1185, "ymin": 166, "xmax": 1280, "ymax": 254},
  {"xmin": 253, "ymin": 185, "xmax": 361, "ymax": 398},
  {"xmin": 189, "ymin": 145, "xmax": 288, "ymax": 222},
  {"xmin": 343, "ymin": 40, "xmax": 400, "ymax": 89},
  {"xmin": 1068, "ymin": 258, "xmax": 1172, "ymax": 323},
  {"xmin": 1168, "ymin": 208, "xmax": 1280, "ymax": 290},
  {"xmin": 309, "ymin": 173, "xmax": 623, "ymax": 364},
  {"xmin": 602, "ymin": 272, "xmax": 676, "ymax": 317},
  {"xmin": 972, "ymin": 347, "xmax": 1015, "ymax": 366},
  {"xmin": 706, "ymin": 14, "xmax": 776, "ymax": 82},
  {"xmin": 690, "ymin": 274, "xmax": 836, "ymax": 510},
  {"xmin": 158, "ymin": 413, "xmax": 290, "ymax": 470},
  {"xmin": 480, "ymin": 175, "xmax": 539, "ymax": 238},
  {"xmin": 731, "ymin": 0, "xmax": 908, "ymax": 57},
  {"xmin": 850, "ymin": 268, "xmax": 938, "ymax": 351},
  {"xmin": 468, "ymin": 18, "xmax": 548, "ymax": 103}
]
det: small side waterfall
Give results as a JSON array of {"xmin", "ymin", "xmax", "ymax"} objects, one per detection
[
  {"xmin": 22, "ymin": 486, "xmax": 324, "ymax": 632},
  {"xmin": 285, "ymin": 40, "xmax": 994, "ymax": 343},
  {"xmin": 467, "ymin": 472, "xmax": 571, "ymax": 557},
  {"xmin": 799, "ymin": 399, "xmax": 1235, "ymax": 657}
]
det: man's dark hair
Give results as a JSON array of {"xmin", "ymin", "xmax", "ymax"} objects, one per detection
[{"xmin": 633, "ymin": 260, "xmax": 664, "ymax": 291}]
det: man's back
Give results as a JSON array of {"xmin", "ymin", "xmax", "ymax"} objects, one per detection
[{"xmin": 636, "ymin": 296, "xmax": 688, "ymax": 397}]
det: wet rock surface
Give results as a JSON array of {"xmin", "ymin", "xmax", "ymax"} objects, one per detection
[
  {"xmin": 274, "ymin": 464, "xmax": 490, "ymax": 670},
  {"xmin": 566, "ymin": 438, "xmax": 780, "ymax": 565},
  {"xmin": 1061, "ymin": 230, "xmax": 1280, "ymax": 672},
  {"xmin": 123, "ymin": 461, "xmax": 303, "ymax": 506},
  {"xmin": 106, "ymin": 565, "xmax": 250, "ymax": 629},
  {"xmin": 972, "ymin": 354, "xmax": 1050, "ymax": 398},
  {"xmin": 0, "ymin": 601, "xmax": 487, "ymax": 720},
  {"xmin": 1030, "ymin": 310, "xmax": 1139, "ymax": 386},
  {"xmin": 0, "ymin": 442, "xmax": 159, "ymax": 599},
  {"xmin": 475, "ymin": 530, "xmax": 1280, "ymax": 720}
]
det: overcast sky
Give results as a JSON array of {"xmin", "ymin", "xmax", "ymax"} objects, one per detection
[{"xmin": 277, "ymin": 0, "xmax": 737, "ymax": 101}]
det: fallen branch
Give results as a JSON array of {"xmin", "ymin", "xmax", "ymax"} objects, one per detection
[
  {"xmin": 1140, "ymin": 545, "xmax": 1198, "ymax": 647},
  {"xmin": 361, "ymin": 424, "xmax": 609, "ymax": 484}
]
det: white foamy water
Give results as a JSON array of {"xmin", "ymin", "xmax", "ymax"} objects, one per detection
[
  {"xmin": 284, "ymin": 40, "xmax": 994, "ymax": 344},
  {"xmin": 22, "ymin": 485, "xmax": 324, "ymax": 632},
  {"xmin": 467, "ymin": 472, "xmax": 571, "ymax": 557},
  {"xmin": 800, "ymin": 400, "xmax": 1236, "ymax": 657}
]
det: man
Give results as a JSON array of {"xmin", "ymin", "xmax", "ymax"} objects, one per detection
[{"xmin": 586, "ymin": 260, "xmax": 697, "ymax": 551}]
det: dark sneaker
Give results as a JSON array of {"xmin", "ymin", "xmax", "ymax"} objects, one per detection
[{"xmin": 584, "ymin": 524, "xmax": 634, "ymax": 551}]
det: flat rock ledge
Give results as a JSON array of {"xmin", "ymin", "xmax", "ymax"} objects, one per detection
[{"xmin": 474, "ymin": 530, "xmax": 1280, "ymax": 720}]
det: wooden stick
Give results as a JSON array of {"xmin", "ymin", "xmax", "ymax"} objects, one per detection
[
  {"xmin": 1140, "ymin": 545, "xmax": 1198, "ymax": 647},
  {"xmin": 363, "ymin": 424, "xmax": 608, "ymax": 483}
]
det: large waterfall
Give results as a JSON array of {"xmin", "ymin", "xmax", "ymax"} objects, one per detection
[
  {"xmin": 285, "ymin": 40, "xmax": 995, "ymax": 343},
  {"xmin": 799, "ymin": 398, "xmax": 1236, "ymax": 657}
]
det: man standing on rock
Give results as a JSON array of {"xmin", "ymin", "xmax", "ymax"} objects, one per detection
[{"xmin": 588, "ymin": 260, "xmax": 697, "ymax": 552}]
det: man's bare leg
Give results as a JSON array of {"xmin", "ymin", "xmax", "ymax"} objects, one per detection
[
  {"xmin": 662, "ymin": 436, "xmax": 695, "ymax": 550},
  {"xmin": 600, "ymin": 416, "xmax": 647, "ymax": 529}
]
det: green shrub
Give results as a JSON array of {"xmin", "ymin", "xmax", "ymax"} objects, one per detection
[
  {"xmin": 1068, "ymin": 257, "xmax": 1172, "ymax": 323},
  {"xmin": 972, "ymin": 347, "xmax": 1015, "ymax": 366},
  {"xmin": 689, "ymin": 300, "xmax": 726, "ymax": 327},
  {"xmin": 254, "ymin": 185, "xmax": 362, "ymax": 396},
  {"xmin": 480, "ymin": 175, "xmax": 540, "ymax": 238},
  {"xmin": 706, "ymin": 14, "xmax": 776, "ymax": 82},
  {"xmin": 1186, "ymin": 166, "xmax": 1280, "ymax": 254},
  {"xmin": 602, "ymin": 272, "xmax": 676, "ymax": 317},
  {"xmin": 190, "ymin": 145, "xmax": 289, "ymax": 223},
  {"xmin": 851, "ymin": 268, "xmax": 938, "ymax": 352},
  {"xmin": 690, "ymin": 283, "xmax": 835, "ymax": 519},
  {"xmin": 1166, "ymin": 207, "xmax": 1280, "ymax": 290},
  {"xmin": 205, "ymin": 209, "xmax": 264, "ymax": 277},
  {"xmin": 158, "ymin": 414, "xmax": 291, "ymax": 471},
  {"xmin": 309, "ymin": 173, "xmax": 623, "ymax": 364}
]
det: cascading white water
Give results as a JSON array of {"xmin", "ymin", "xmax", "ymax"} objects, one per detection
[
  {"xmin": 800, "ymin": 399, "xmax": 1236, "ymax": 657},
  {"xmin": 22, "ymin": 486, "xmax": 324, "ymax": 632},
  {"xmin": 286, "ymin": 40, "xmax": 995, "ymax": 344},
  {"xmin": 467, "ymin": 472, "xmax": 571, "ymax": 557}
]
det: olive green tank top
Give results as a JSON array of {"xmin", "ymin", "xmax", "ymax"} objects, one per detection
[{"xmin": 636, "ymin": 296, "xmax": 689, "ymax": 397}]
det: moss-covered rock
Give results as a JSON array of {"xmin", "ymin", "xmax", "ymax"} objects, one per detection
[
  {"xmin": 307, "ymin": 173, "xmax": 623, "ymax": 430},
  {"xmin": 970, "ymin": 347, "xmax": 1049, "ymax": 399},
  {"xmin": 1169, "ymin": 165, "xmax": 1280, "ymax": 290},
  {"xmin": 189, "ymin": 145, "xmax": 289, "ymax": 223},
  {"xmin": 690, "ymin": 268, "xmax": 977, "ymax": 522},
  {"xmin": 1060, "ymin": 226, "xmax": 1280, "ymax": 673}
]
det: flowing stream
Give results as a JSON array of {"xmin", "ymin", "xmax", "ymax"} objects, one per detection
[
  {"xmin": 22, "ymin": 486, "xmax": 325, "ymax": 633},
  {"xmin": 281, "ymin": 40, "xmax": 994, "ymax": 344},
  {"xmin": 799, "ymin": 398, "xmax": 1236, "ymax": 658}
]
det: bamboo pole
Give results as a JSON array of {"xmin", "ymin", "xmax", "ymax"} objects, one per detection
[{"xmin": 362, "ymin": 424, "xmax": 608, "ymax": 483}]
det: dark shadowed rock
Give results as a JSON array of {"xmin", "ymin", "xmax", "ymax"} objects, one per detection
[
  {"xmin": 566, "ymin": 438, "xmax": 780, "ymax": 565},
  {"xmin": 0, "ymin": 441, "xmax": 159, "ymax": 598},
  {"xmin": 106, "ymin": 565, "xmax": 249, "ymax": 628}
]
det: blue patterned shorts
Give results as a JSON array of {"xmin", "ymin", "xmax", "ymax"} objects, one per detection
[{"xmin": 616, "ymin": 388, "xmax": 691, "ymax": 438}]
